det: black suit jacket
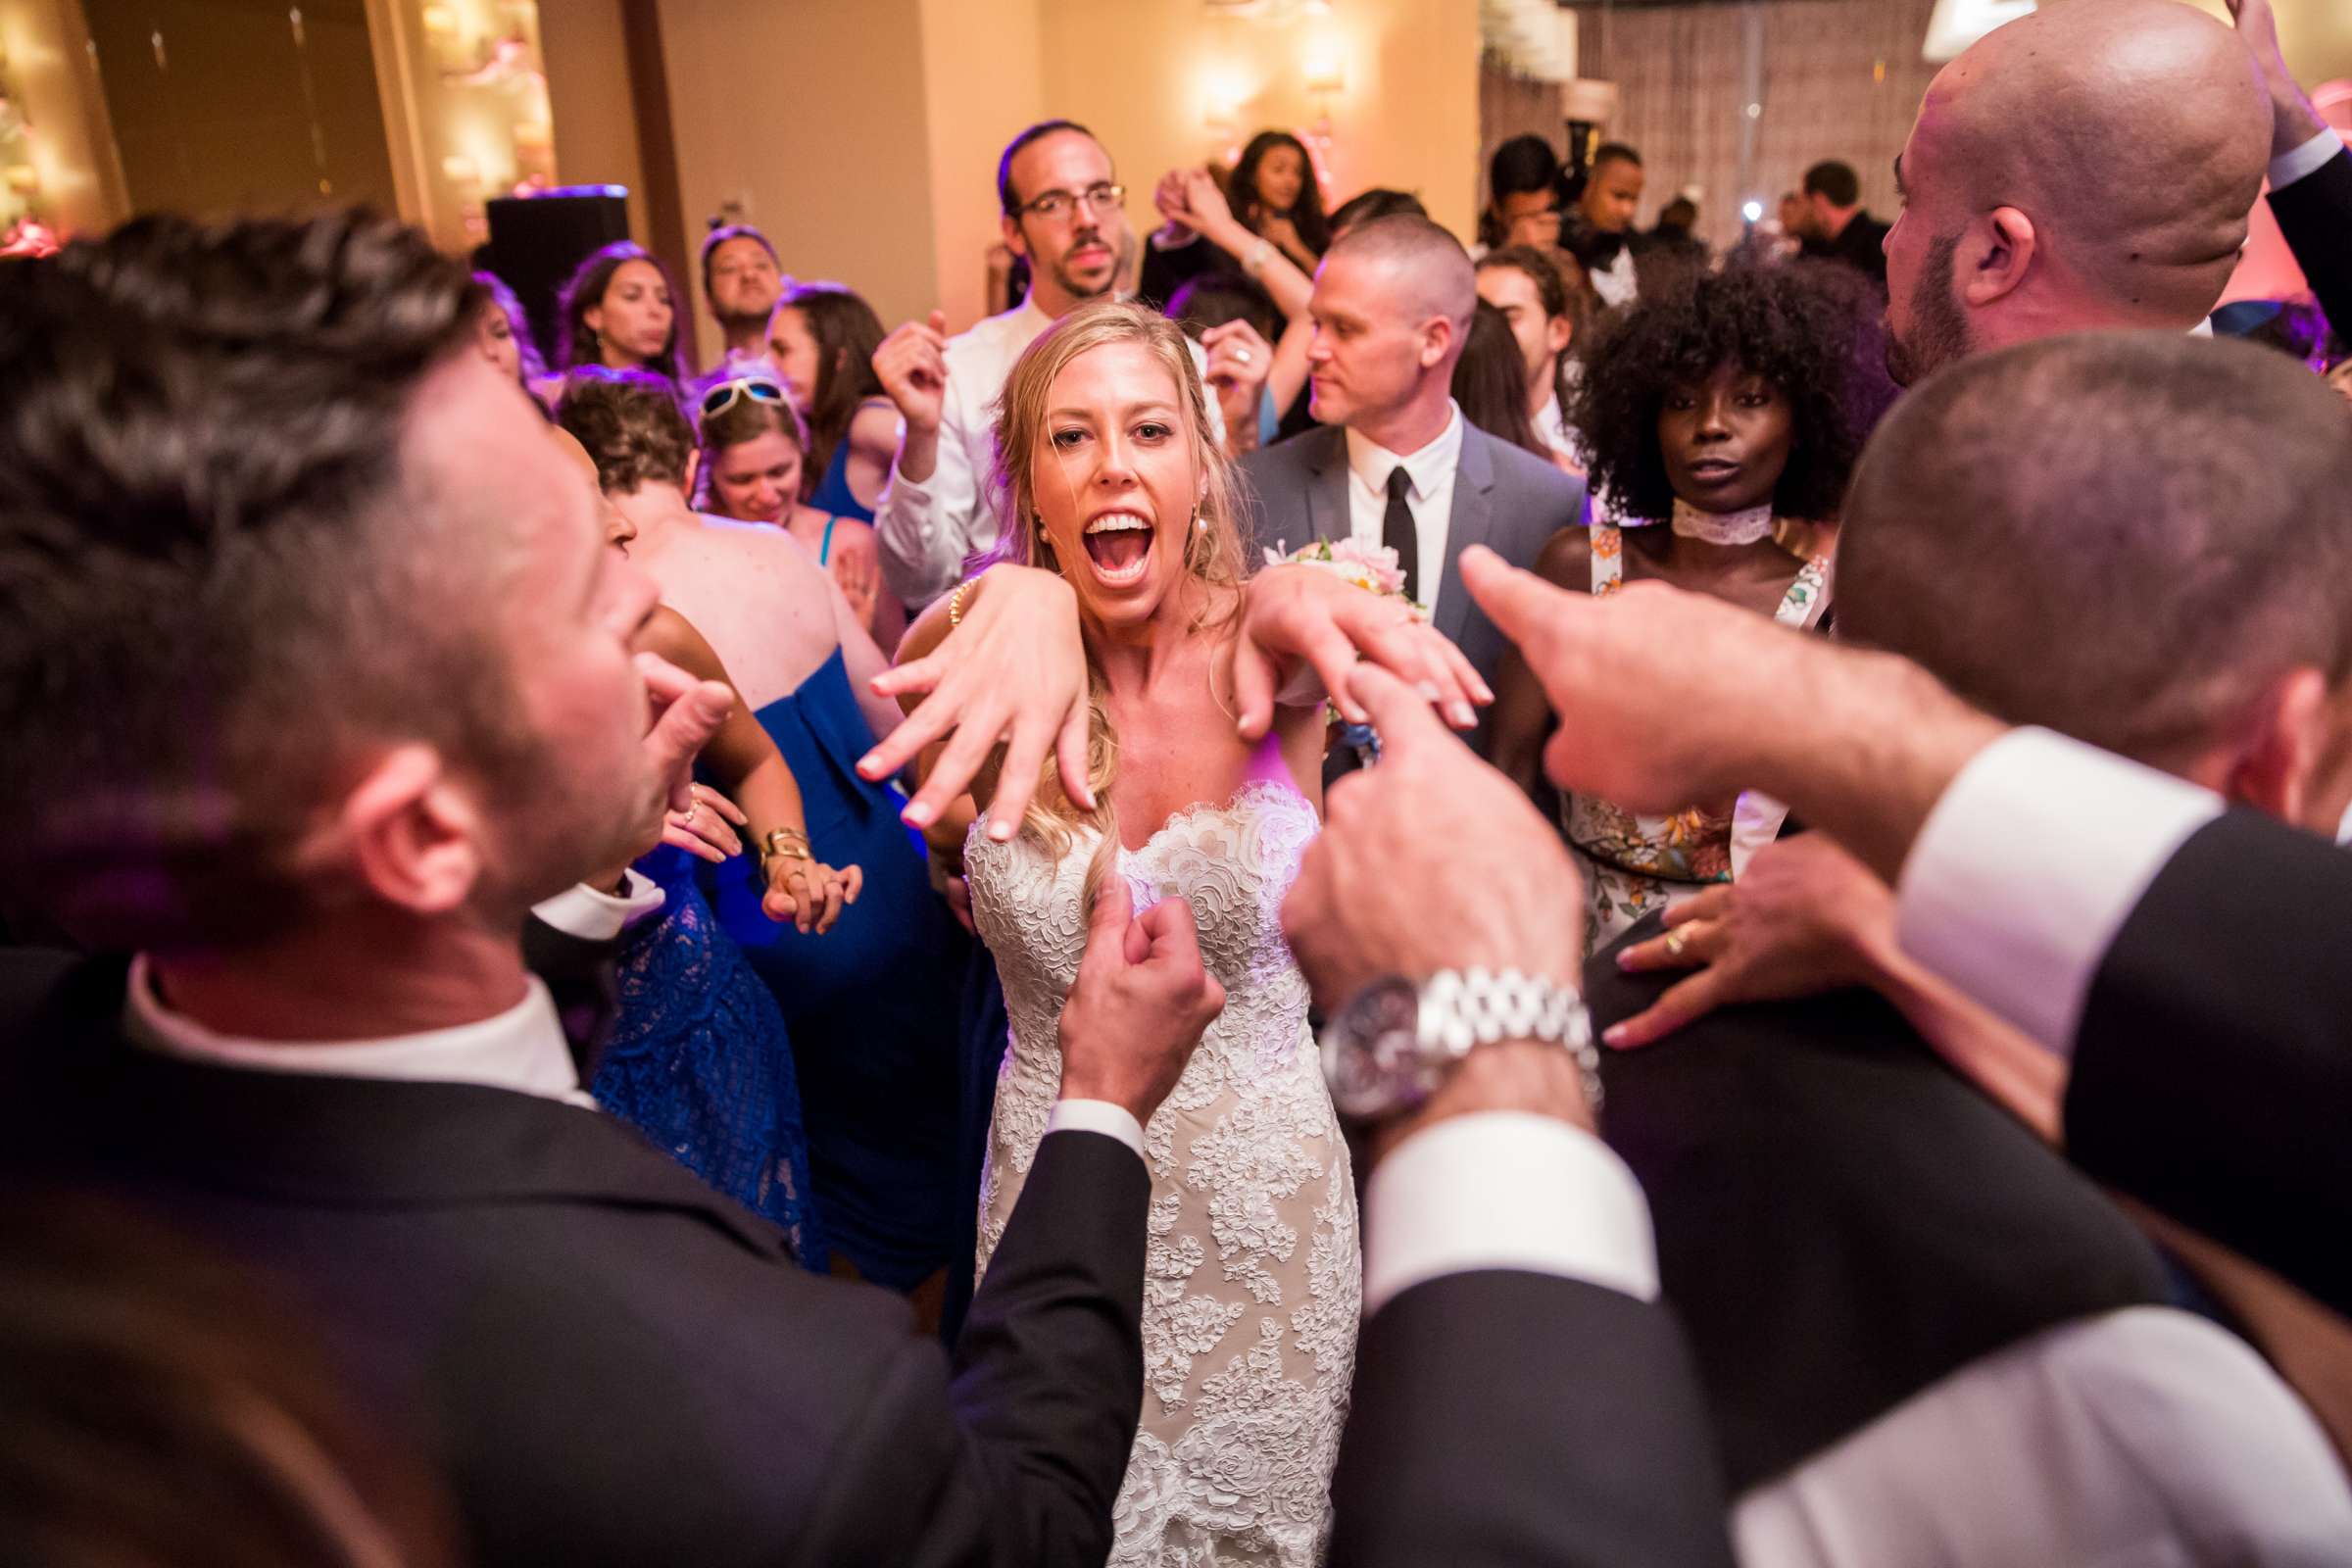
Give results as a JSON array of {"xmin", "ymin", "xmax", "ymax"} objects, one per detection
[
  {"xmin": 1331, "ymin": 1267, "xmax": 1735, "ymax": 1568},
  {"xmin": 2069, "ymin": 809, "xmax": 2352, "ymax": 1320},
  {"xmin": 1, "ymin": 956, "xmax": 1149, "ymax": 1567},
  {"xmin": 1585, "ymin": 923, "xmax": 2169, "ymax": 1492},
  {"xmin": 2269, "ymin": 146, "xmax": 2352, "ymax": 345}
]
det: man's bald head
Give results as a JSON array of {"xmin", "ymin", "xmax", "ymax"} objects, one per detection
[
  {"xmin": 1838, "ymin": 332, "xmax": 2352, "ymax": 767},
  {"xmin": 1885, "ymin": 0, "xmax": 2271, "ymax": 381}
]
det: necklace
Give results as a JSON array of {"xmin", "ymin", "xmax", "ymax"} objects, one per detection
[{"xmin": 1672, "ymin": 497, "xmax": 1775, "ymax": 546}]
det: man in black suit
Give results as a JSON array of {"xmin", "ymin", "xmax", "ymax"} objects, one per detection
[
  {"xmin": 0, "ymin": 212, "xmax": 1227, "ymax": 1564},
  {"xmin": 2235, "ymin": 0, "xmax": 2352, "ymax": 339},
  {"xmin": 1235, "ymin": 215, "xmax": 1586, "ymax": 752},
  {"xmin": 1464, "ymin": 335, "xmax": 2352, "ymax": 1326},
  {"xmin": 1792, "ymin": 162, "xmax": 1888, "ymax": 287}
]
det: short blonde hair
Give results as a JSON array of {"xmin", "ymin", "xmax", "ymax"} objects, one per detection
[{"xmin": 984, "ymin": 298, "xmax": 1250, "ymax": 891}]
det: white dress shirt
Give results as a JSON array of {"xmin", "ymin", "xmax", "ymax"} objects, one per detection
[
  {"xmin": 1735, "ymin": 1307, "xmax": 2352, "ymax": 1567},
  {"xmin": 2273, "ymin": 125, "xmax": 2346, "ymax": 192},
  {"xmin": 1344, "ymin": 400, "xmax": 1466, "ymax": 616},
  {"xmin": 1533, "ymin": 390, "xmax": 1577, "ymax": 468},
  {"xmin": 1590, "ymin": 245, "xmax": 1640, "ymax": 309},
  {"xmin": 1895, "ymin": 727, "xmax": 2222, "ymax": 1054},
  {"xmin": 873, "ymin": 296, "xmax": 1223, "ymax": 607}
]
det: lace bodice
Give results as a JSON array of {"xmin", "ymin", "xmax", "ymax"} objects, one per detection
[{"xmin": 966, "ymin": 780, "xmax": 1359, "ymax": 1567}]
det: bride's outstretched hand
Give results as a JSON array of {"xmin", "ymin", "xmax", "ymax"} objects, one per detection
[
  {"xmin": 859, "ymin": 564, "xmax": 1094, "ymax": 840},
  {"xmin": 1231, "ymin": 564, "xmax": 1491, "ymax": 739}
]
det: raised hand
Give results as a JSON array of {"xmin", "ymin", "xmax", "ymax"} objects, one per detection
[
  {"xmin": 1057, "ymin": 880, "xmax": 1226, "ymax": 1126},
  {"xmin": 872, "ymin": 310, "xmax": 950, "ymax": 437},
  {"xmin": 1152, "ymin": 168, "xmax": 1198, "ymax": 242},
  {"xmin": 1200, "ymin": 318, "xmax": 1273, "ymax": 447},
  {"xmin": 1178, "ymin": 167, "xmax": 1240, "ymax": 242},
  {"xmin": 1230, "ymin": 564, "xmax": 1490, "ymax": 738},
  {"xmin": 636, "ymin": 651, "xmax": 735, "ymax": 837},
  {"xmin": 2226, "ymin": 0, "xmax": 2328, "ymax": 157},
  {"xmin": 1605, "ymin": 835, "xmax": 1895, "ymax": 1049},
  {"xmin": 830, "ymin": 530, "xmax": 881, "ymax": 629}
]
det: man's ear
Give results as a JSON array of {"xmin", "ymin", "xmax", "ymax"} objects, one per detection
[
  {"xmin": 1961, "ymin": 206, "xmax": 2037, "ymax": 310},
  {"xmin": 338, "ymin": 744, "xmax": 485, "ymax": 916},
  {"xmin": 682, "ymin": 447, "xmax": 702, "ymax": 501},
  {"xmin": 1002, "ymin": 212, "xmax": 1032, "ymax": 263},
  {"xmin": 1420, "ymin": 315, "xmax": 1456, "ymax": 371}
]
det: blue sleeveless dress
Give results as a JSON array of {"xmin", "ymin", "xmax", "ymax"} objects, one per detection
[
  {"xmin": 596, "ymin": 843, "xmax": 827, "ymax": 1269},
  {"xmin": 808, "ymin": 428, "xmax": 875, "ymax": 524},
  {"xmin": 699, "ymin": 648, "xmax": 969, "ymax": 1290}
]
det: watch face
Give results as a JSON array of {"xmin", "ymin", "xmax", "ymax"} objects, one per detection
[{"xmin": 1320, "ymin": 975, "xmax": 1424, "ymax": 1120}]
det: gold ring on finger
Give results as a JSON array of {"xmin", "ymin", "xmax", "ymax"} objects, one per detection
[{"xmin": 1663, "ymin": 926, "xmax": 1690, "ymax": 958}]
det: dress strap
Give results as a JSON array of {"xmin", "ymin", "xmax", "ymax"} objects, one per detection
[
  {"xmin": 818, "ymin": 511, "xmax": 838, "ymax": 568},
  {"xmin": 1589, "ymin": 524, "xmax": 1624, "ymax": 595}
]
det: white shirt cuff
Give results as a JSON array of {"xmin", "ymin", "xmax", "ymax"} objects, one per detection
[
  {"xmin": 530, "ymin": 870, "xmax": 666, "ymax": 942},
  {"xmin": 1894, "ymin": 728, "xmax": 2221, "ymax": 1057},
  {"xmin": 1362, "ymin": 1110, "xmax": 1658, "ymax": 1317},
  {"xmin": 2271, "ymin": 125, "xmax": 2345, "ymax": 192},
  {"xmin": 1046, "ymin": 1098, "xmax": 1148, "ymax": 1161},
  {"xmin": 1152, "ymin": 227, "xmax": 1204, "ymax": 252}
]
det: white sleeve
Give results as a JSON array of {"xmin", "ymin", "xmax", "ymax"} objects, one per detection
[
  {"xmin": 873, "ymin": 375, "xmax": 985, "ymax": 607},
  {"xmin": 1893, "ymin": 728, "xmax": 2221, "ymax": 1056},
  {"xmin": 2271, "ymin": 125, "xmax": 2345, "ymax": 192},
  {"xmin": 1045, "ymin": 1098, "xmax": 1148, "ymax": 1161},
  {"xmin": 530, "ymin": 870, "xmax": 666, "ymax": 942},
  {"xmin": 1361, "ymin": 1110, "xmax": 1658, "ymax": 1316}
]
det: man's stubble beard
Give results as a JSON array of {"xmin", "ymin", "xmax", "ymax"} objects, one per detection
[{"xmin": 1886, "ymin": 231, "xmax": 1972, "ymax": 387}]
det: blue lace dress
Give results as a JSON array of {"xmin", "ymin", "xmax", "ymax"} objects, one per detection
[
  {"xmin": 595, "ymin": 843, "xmax": 826, "ymax": 1270},
  {"xmin": 701, "ymin": 648, "xmax": 970, "ymax": 1291}
]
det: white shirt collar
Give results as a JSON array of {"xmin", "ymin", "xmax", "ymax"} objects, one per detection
[
  {"xmin": 1533, "ymin": 390, "xmax": 1570, "ymax": 455},
  {"xmin": 1346, "ymin": 400, "xmax": 1465, "ymax": 503},
  {"xmin": 122, "ymin": 955, "xmax": 595, "ymax": 1108}
]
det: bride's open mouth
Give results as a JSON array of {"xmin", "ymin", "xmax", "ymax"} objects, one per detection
[{"xmin": 1083, "ymin": 511, "xmax": 1155, "ymax": 587}]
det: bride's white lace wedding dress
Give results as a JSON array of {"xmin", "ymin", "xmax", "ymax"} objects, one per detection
[{"xmin": 966, "ymin": 779, "xmax": 1360, "ymax": 1567}]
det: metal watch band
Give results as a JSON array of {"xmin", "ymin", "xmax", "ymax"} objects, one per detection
[{"xmin": 1418, "ymin": 967, "xmax": 1603, "ymax": 1114}]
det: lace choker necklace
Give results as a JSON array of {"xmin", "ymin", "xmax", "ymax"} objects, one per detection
[{"xmin": 1672, "ymin": 498, "xmax": 1775, "ymax": 546}]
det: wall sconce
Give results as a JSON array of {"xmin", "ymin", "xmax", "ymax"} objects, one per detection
[{"xmin": 1302, "ymin": 56, "xmax": 1345, "ymax": 97}]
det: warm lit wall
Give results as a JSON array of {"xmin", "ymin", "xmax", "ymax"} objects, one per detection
[
  {"xmin": 0, "ymin": 0, "xmax": 129, "ymax": 236},
  {"xmin": 917, "ymin": 0, "xmax": 1043, "ymax": 334},
  {"xmin": 1035, "ymin": 0, "xmax": 1481, "ymax": 253},
  {"xmin": 538, "ymin": 0, "xmax": 649, "ymax": 245},
  {"xmin": 655, "ymin": 0, "xmax": 942, "ymax": 367}
]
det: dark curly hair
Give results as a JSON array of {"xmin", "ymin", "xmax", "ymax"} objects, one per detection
[
  {"xmin": 0, "ymin": 211, "xmax": 513, "ymax": 948},
  {"xmin": 1566, "ymin": 258, "xmax": 1894, "ymax": 522},
  {"xmin": 1229, "ymin": 130, "xmax": 1330, "ymax": 257},
  {"xmin": 554, "ymin": 240, "xmax": 686, "ymax": 383},
  {"xmin": 556, "ymin": 367, "xmax": 694, "ymax": 494}
]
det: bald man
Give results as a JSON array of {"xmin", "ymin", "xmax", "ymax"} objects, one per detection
[
  {"xmin": 1885, "ymin": 0, "xmax": 2275, "ymax": 383},
  {"xmin": 1237, "ymin": 215, "xmax": 1586, "ymax": 750}
]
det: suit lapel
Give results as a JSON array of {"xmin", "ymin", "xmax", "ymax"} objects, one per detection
[
  {"xmin": 1435, "ymin": 427, "xmax": 1497, "ymax": 645},
  {"xmin": 1303, "ymin": 425, "xmax": 1349, "ymax": 553}
]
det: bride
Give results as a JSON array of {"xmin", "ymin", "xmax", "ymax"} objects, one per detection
[{"xmin": 889, "ymin": 297, "xmax": 1468, "ymax": 1565}]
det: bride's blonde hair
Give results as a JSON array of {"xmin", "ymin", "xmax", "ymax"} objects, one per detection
[{"xmin": 984, "ymin": 297, "xmax": 1250, "ymax": 902}]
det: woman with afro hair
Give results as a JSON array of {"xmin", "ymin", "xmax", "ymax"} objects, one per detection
[{"xmin": 1489, "ymin": 258, "xmax": 1896, "ymax": 950}]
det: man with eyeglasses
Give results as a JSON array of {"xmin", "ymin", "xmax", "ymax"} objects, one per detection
[{"xmin": 871, "ymin": 119, "xmax": 1270, "ymax": 606}]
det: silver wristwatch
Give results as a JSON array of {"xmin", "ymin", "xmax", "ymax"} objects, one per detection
[{"xmin": 1319, "ymin": 967, "xmax": 1600, "ymax": 1122}]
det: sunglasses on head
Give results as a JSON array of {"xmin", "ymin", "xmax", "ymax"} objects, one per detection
[{"xmin": 699, "ymin": 375, "xmax": 789, "ymax": 419}]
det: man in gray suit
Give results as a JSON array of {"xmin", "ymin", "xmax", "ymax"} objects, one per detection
[{"xmin": 1237, "ymin": 216, "xmax": 1585, "ymax": 753}]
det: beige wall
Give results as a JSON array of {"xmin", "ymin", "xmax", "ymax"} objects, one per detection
[
  {"xmin": 0, "ymin": 0, "xmax": 130, "ymax": 236},
  {"xmin": 1036, "ymin": 0, "xmax": 1480, "ymax": 254},
  {"xmin": 918, "ymin": 0, "xmax": 1043, "ymax": 334},
  {"xmin": 656, "ymin": 0, "xmax": 942, "ymax": 367},
  {"xmin": 540, "ymin": 0, "xmax": 649, "ymax": 246}
]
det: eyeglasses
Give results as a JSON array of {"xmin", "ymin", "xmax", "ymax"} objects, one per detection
[
  {"xmin": 1016, "ymin": 182, "xmax": 1126, "ymax": 222},
  {"xmin": 699, "ymin": 375, "xmax": 788, "ymax": 419}
]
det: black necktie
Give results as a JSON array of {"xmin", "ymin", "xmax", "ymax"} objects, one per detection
[{"xmin": 1384, "ymin": 465, "xmax": 1419, "ymax": 604}]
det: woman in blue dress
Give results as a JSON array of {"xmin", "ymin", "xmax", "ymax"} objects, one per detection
[
  {"xmin": 559, "ymin": 372, "xmax": 973, "ymax": 1322},
  {"xmin": 553, "ymin": 423, "xmax": 858, "ymax": 1269}
]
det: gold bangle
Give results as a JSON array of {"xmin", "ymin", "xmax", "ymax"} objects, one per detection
[
  {"xmin": 760, "ymin": 827, "xmax": 813, "ymax": 862},
  {"xmin": 948, "ymin": 579, "xmax": 973, "ymax": 628}
]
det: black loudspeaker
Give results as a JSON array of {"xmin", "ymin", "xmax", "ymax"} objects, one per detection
[{"xmin": 485, "ymin": 186, "xmax": 632, "ymax": 368}]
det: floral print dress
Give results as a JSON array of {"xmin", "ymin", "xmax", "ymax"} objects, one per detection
[{"xmin": 1564, "ymin": 523, "xmax": 1833, "ymax": 952}]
